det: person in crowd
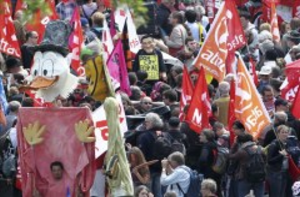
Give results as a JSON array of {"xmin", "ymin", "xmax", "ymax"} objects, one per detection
[
  {"xmin": 166, "ymin": 117, "xmax": 187, "ymax": 152},
  {"xmin": 261, "ymin": 85, "xmax": 276, "ymax": 117},
  {"xmin": 258, "ymin": 65, "xmax": 272, "ymax": 93},
  {"xmin": 81, "ymin": 17, "xmax": 97, "ymax": 44},
  {"xmin": 130, "ymin": 86, "xmax": 143, "ymax": 101},
  {"xmin": 213, "ymin": 81, "xmax": 230, "ymax": 126},
  {"xmin": 2, "ymin": 101, "xmax": 21, "ymax": 133},
  {"xmin": 239, "ymin": 10, "xmax": 258, "ymax": 52},
  {"xmin": 194, "ymin": 5, "xmax": 209, "ymax": 30},
  {"xmin": 185, "ymin": 9, "xmax": 206, "ymax": 46},
  {"xmin": 201, "ymin": 178, "xmax": 218, "ymax": 197},
  {"xmin": 80, "ymin": 0, "xmax": 98, "ymax": 21},
  {"xmin": 160, "ymin": 151, "xmax": 190, "ymax": 197},
  {"xmin": 228, "ymin": 134, "xmax": 265, "ymax": 197},
  {"xmin": 121, "ymin": 93, "xmax": 138, "ymax": 115},
  {"xmin": 164, "ymin": 12, "xmax": 191, "ymax": 58},
  {"xmin": 13, "ymin": 10, "xmax": 26, "ymax": 47},
  {"xmin": 133, "ymin": 35, "xmax": 167, "ymax": 82},
  {"xmin": 267, "ymin": 125, "xmax": 293, "ymax": 197},
  {"xmin": 128, "ymin": 147, "xmax": 151, "ymax": 188},
  {"xmin": 209, "ymin": 104, "xmax": 219, "ymax": 127},
  {"xmin": 168, "ymin": 65, "xmax": 183, "ymax": 88},
  {"xmin": 90, "ymin": 12, "xmax": 105, "ymax": 40},
  {"xmin": 21, "ymin": 31, "xmax": 39, "ymax": 69},
  {"xmin": 162, "ymin": 89, "xmax": 178, "ymax": 111},
  {"xmin": 136, "ymin": 96, "xmax": 153, "ymax": 114},
  {"xmin": 213, "ymin": 122, "xmax": 230, "ymax": 148},
  {"xmin": 164, "ymin": 191, "xmax": 177, "ymax": 197},
  {"xmin": 157, "ymin": 0, "xmax": 176, "ymax": 36},
  {"xmin": 134, "ymin": 185, "xmax": 154, "ymax": 197},
  {"xmin": 198, "ymin": 129, "xmax": 222, "ymax": 196},
  {"xmin": 137, "ymin": 113, "xmax": 164, "ymax": 197},
  {"xmin": 56, "ymin": 0, "xmax": 77, "ymax": 20}
]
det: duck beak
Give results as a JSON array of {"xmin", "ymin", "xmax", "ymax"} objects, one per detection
[{"xmin": 30, "ymin": 76, "xmax": 59, "ymax": 90}]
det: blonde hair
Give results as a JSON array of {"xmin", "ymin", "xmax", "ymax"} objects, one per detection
[
  {"xmin": 259, "ymin": 23, "xmax": 271, "ymax": 32},
  {"xmin": 201, "ymin": 178, "xmax": 217, "ymax": 194},
  {"xmin": 91, "ymin": 12, "xmax": 105, "ymax": 27}
]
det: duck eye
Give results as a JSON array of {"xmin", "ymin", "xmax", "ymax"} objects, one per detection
[
  {"xmin": 34, "ymin": 70, "xmax": 38, "ymax": 76},
  {"xmin": 43, "ymin": 69, "xmax": 48, "ymax": 76}
]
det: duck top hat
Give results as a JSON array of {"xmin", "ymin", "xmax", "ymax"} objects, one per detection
[{"xmin": 33, "ymin": 20, "xmax": 72, "ymax": 57}]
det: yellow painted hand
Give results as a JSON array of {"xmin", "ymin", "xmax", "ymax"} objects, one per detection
[
  {"xmin": 74, "ymin": 119, "xmax": 95, "ymax": 143},
  {"xmin": 23, "ymin": 121, "xmax": 46, "ymax": 146}
]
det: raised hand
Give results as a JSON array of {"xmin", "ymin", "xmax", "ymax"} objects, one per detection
[
  {"xmin": 23, "ymin": 121, "xmax": 46, "ymax": 146},
  {"xmin": 74, "ymin": 119, "xmax": 95, "ymax": 143}
]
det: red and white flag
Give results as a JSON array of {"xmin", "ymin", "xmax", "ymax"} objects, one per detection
[
  {"xmin": 194, "ymin": 0, "xmax": 246, "ymax": 82},
  {"xmin": 102, "ymin": 17, "xmax": 114, "ymax": 59},
  {"xmin": 179, "ymin": 66, "xmax": 194, "ymax": 121},
  {"xmin": 107, "ymin": 40, "xmax": 131, "ymax": 95},
  {"xmin": 69, "ymin": 7, "xmax": 85, "ymax": 76},
  {"xmin": 280, "ymin": 59, "xmax": 300, "ymax": 102},
  {"xmin": 186, "ymin": 67, "xmax": 211, "ymax": 133},
  {"xmin": 235, "ymin": 54, "xmax": 271, "ymax": 139},
  {"xmin": 270, "ymin": 0, "xmax": 281, "ymax": 43},
  {"xmin": 0, "ymin": 0, "xmax": 21, "ymax": 58},
  {"xmin": 291, "ymin": 85, "xmax": 300, "ymax": 119}
]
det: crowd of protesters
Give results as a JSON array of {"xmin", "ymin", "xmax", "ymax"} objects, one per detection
[{"xmin": 1, "ymin": 0, "xmax": 300, "ymax": 197}]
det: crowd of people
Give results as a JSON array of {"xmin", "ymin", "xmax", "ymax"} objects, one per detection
[{"xmin": 1, "ymin": 0, "xmax": 300, "ymax": 197}]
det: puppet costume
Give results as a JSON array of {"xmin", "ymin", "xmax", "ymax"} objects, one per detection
[{"xmin": 17, "ymin": 20, "xmax": 96, "ymax": 197}]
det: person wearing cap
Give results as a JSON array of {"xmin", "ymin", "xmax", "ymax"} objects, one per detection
[
  {"xmin": 257, "ymin": 65, "xmax": 272, "ymax": 93},
  {"xmin": 285, "ymin": 29, "xmax": 300, "ymax": 64},
  {"xmin": 81, "ymin": 17, "xmax": 97, "ymax": 45}
]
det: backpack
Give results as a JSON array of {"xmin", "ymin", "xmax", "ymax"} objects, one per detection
[
  {"xmin": 244, "ymin": 145, "xmax": 266, "ymax": 183},
  {"xmin": 176, "ymin": 166, "xmax": 203, "ymax": 197},
  {"xmin": 212, "ymin": 146, "xmax": 229, "ymax": 174},
  {"xmin": 152, "ymin": 132, "xmax": 186, "ymax": 160},
  {"xmin": 152, "ymin": 132, "xmax": 173, "ymax": 160}
]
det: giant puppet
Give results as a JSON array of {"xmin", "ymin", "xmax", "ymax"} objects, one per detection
[{"xmin": 17, "ymin": 20, "xmax": 96, "ymax": 197}]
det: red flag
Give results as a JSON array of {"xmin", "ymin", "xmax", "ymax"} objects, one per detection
[
  {"xmin": 228, "ymin": 79, "xmax": 236, "ymax": 145},
  {"xmin": 0, "ymin": 0, "xmax": 21, "ymax": 58},
  {"xmin": 186, "ymin": 67, "xmax": 211, "ymax": 133},
  {"xmin": 107, "ymin": 39, "xmax": 131, "ymax": 95},
  {"xmin": 14, "ymin": 0, "xmax": 26, "ymax": 17},
  {"xmin": 235, "ymin": 54, "xmax": 271, "ymax": 139},
  {"xmin": 179, "ymin": 66, "xmax": 194, "ymax": 121},
  {"xmin": 194, "ymin": 0, "xmax": 246, "ymax": 82},
  {"xmin": 25, "ymin": 90, "xmax": 44, "ymax": 107},
  {"xmin": 25, "ymin": 0, "xmax": 58, "ymax": 44},
  {"xmin": 270, "ymin": 0, "xmax": 281, "ymax": 43},
  {"xmin": 69, "ymin": 7, "xmax": 85, "ymax": 76},
  {"xmin": 280, "ymin": 59, "xmax": 300, "ymax": 102},
  {"xmin": 291, "ymin": 84, "xmax": 300, "ymax": 119}
]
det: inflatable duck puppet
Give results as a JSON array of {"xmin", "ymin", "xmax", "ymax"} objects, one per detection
[{"xmin": 25, "ymin": 20, "xmax": 78, "ymax": 102}]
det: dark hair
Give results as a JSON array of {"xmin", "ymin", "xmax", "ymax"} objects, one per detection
[
  {"xmin": 130, "ymin": 86, "xmax": 142, "ymax": 101},
  {"xmin": 134, "ymin": 185, "xmax": 151, "ymax": 197},
  {"xmin": 239, "ymin": 8, "xmax": 251, "ymax": 20},
  {"xmin": 238, "ymin": 133, "xmax": 253, "ymax": 143},
  {"xmin": 261, "ymin": 85, "xmax": 273, "ymax": 96},
  {"xmin": 50, "ymin": 161, "xmax": 64, "ymax": 171},
  {"xmin": 21, "ymin": 97, "xmax": 34, "ymax": 107},
  {"xmin": 163, "ymin": 89, "xmax": 178, "ymax": 102},
  {"xmin": 128, "ymin": 72, "xmax": 138, "ymax": 85},
  {"xmin": 185, "ymin": 10, "xmax": 197, "ymax": 23},
  {"xmin": 202, "ymin": 129, "xmax": 215, "ymax": 142},
  {"xmin": 136, "ymin": 70, "xmax": 148, "ymax": 82},
  {"xmin": 211, "ymin": 103, "xmax": 219, "ymax": 114},
  {"xmin": 232, "ymin": 120, "xmax": 245, "ymax": 131},
  {"xmin": 5, "ymin": 58, "xmax": 21, "ymax": 70},
  {"xmin": 25, "ymin": 31, "xmax": 35, "ymax": 41},
  {"xmin": 141, "ymin": 35, "xmax": 154, "ymax": 43}
]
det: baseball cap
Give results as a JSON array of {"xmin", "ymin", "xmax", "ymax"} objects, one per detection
[
  {"xmin": 259, "ymin": 65, "xmax": 272, "ymax": 75},
  {"xmin": 80, "ymin": 17, "xmax": 89, "ymax": 28}
]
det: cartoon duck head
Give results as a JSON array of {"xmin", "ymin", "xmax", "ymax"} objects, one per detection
[{"xmin": 26, "ymin": 20, "xmax": 78, "ymax": 102}]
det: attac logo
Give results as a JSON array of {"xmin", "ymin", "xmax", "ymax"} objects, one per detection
[{"xmin": 234, "ymin": 55, "xmax": 271, "ymax": 139}]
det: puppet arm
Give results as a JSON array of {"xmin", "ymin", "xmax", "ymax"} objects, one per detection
[
  {"xmin": 23, "ymin": 121, "xmax": 46, "ymax": 146},
  {"xmin": 74, "ymin": 119, "xmax": 96, "ymax": 143}
]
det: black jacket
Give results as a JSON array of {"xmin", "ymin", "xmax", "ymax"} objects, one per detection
[{"xmin": 267, "ymin": 140, "xmax": 287, "ymax": 172}]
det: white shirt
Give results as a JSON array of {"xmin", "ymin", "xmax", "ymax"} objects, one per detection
[
  {"xmin": 185, "ymin": 22, "xmax": 207, "ymax": 43},
  {"xmin": 160, "ymin": 166, "xmax": 190, "ymax": 197}
]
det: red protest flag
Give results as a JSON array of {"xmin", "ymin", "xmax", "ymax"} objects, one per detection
[
  {"xmin": 291, "ymin": 84, "xmax": 300, "ymax": 119},
  {"xmin": 186, "ymin": 67, "xmax": 211, "ymax": 133},
  {"xmin": 280, "ymin": 59, "xmax": 300, "ymax": 102},
  {"xmin": 288, "ymin": 156, "xmax": 300, "ymax": 182},
  {"xmin": 194, "ymin": 0, "xmax": 246, "ymax": 82},
  {"xmin": 228, "ymin": 79, "xmax": 236, "ymax": 145},
  {"xmin": 0, "ymin": 0, "xmax": 21, "ymax": 58},
  {"xmin": 179, "ymin": 66, "xmax": 194, "ymax": 121},
  {"xmin": 235, "ymin": 54, "xmax": 271, "ymax": 139},
  {"xmin": 69, "ymin": 7, "xmax": 85, "ymax": 76}
]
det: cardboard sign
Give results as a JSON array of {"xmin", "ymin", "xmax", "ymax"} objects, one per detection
[{"xmin": 139, "ymin": 55, "xmax": 159, "ymax": 80}]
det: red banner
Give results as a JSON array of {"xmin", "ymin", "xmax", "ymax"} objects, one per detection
[{"xmin": 179, "ymin": 66, "xmax": 194, "ymax": 121}]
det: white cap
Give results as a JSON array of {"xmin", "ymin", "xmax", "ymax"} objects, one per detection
[{"xmin": 259, "ymin": 65, "xmax": 272, "ymax": 75}]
